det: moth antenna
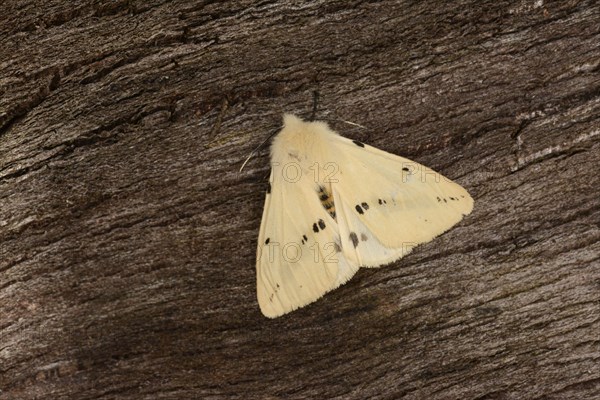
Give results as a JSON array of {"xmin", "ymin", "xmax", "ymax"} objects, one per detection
[
  {"xmin": 321, "ymin": 118, "xmax": 367, "ymax": 129},
  {"xmin": 239, "ymin": 127, "xmax": 281, "ymax": 172},
  {"xmin": 338, "ymin": 119, "xmax": 367, "ymax": 129},
  {"xmin": 310, "ymin": 90, "xmax": 320, "ymax": 121}
]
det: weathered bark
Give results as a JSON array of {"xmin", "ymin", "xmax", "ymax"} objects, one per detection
[{"xmin": 1, "ymin": 0, "xmax": 599, "ymax": 399}]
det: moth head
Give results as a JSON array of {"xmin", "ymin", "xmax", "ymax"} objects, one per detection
[
  {"xmin": 269, "ymin": 114, "xmax": 338, "ymax": 163},
  {"xmin": 279, "ymin": 114, "xmax": 331, "ymax": 139},
  {"xmin": 282, "ymin": 113, "xmax": 304, "ymax": 128}
]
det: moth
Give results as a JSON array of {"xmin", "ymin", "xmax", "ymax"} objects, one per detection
[{"xmin": 256, "ymin": 114, "xmax": 473, "ymax": 317}]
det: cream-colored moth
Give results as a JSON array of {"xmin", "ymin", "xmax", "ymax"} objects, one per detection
[{"xmin": 257, "ymin": 114, "xmax": 473, "ymax": 318}]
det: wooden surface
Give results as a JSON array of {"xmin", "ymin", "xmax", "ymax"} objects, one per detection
[{"xmin": 1, "ymin": 1, "xmax": 599, "ymax": 399}]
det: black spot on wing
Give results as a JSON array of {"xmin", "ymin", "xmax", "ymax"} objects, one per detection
[
  {"xmin": 352, "ymin": 140, "xmax": 365, "ymax": 148},
  {"xmin": 361, "ymin": 202, "xmax": 369, "ymax": 210},
  {"xmin": 349, "ymin": 232, "xmax": 359, "ymax": 248},
  {"xmin": 355, "ymin": 205, "xmax": 364, "ymax": 214},
  {"xmin": 318, "ymin": 219, "xmax": 326, "ymax": 230},
  {"xmin": 303, "ymin": 234, "xmax": 308, "ymax": 241},
  {"xmin": 265, "ymin": 238, "xmax": 270, "ymax": 244},
  {"xmin": 313, "ymin": 223, "xmax": 319, "ymax": 233}
]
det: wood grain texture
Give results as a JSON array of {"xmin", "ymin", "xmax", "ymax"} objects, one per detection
[{"xmin": 1, "ymin": 1, "xmax": 599, "ymax": 399}]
